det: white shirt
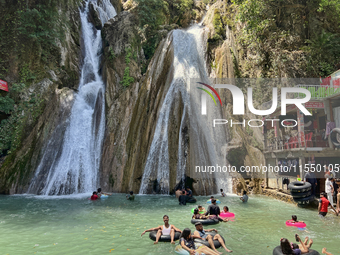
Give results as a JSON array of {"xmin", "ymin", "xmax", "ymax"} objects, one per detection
[{"xmin": 325, "ymin": 179, "xmax": 333, "ymax": 193}]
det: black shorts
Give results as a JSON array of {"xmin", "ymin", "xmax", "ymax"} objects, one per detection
[{"xmin": 319, "ymin": 212, "xmax": 327, "ymax": 217}]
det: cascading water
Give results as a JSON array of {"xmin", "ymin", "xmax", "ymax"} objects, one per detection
[
  {"xmin": 139, "ymin": 23, "xmax": 228, "ymax": 194},
  {"xmin": 27, "ymin": 0, "xmax": 116, "ymax": 195}
]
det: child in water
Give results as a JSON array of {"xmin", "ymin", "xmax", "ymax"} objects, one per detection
[
  {"xmin": 291, "ymin": 215, "xmax": 304, "ymax": 223},
  {"xmin": 220, "ymin": 189, "xmax": 226, "ymax": 197}
]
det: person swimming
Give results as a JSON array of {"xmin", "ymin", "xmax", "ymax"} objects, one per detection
[
  {"xmin": 222, "ymin": 206, "xmax": 229, "ymax": 213},
  {"xmin": 198, "ymin": 205, "xmax": 206, "ymax": 213},
  {"xmin": 291, "ymin": 215, "xmax": 304, "ymax": 223}
]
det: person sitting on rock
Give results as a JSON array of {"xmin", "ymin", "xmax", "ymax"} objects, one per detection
[
  {"xmin": 193, "ymin": 222, "xmax": 232, "ymax": 253},
  {"xmin": 175, "ymin": 188, "xmax": 182, "ymax": 198},
  {"xmin": 179, "ymin": 191, "xmax": 187, "ymax": 205},
  {"xmin": 141, "ymin": 215, "xmax": 181, "ymax": 244}
]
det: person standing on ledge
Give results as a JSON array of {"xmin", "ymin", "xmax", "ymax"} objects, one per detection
[
  {"xmin": 325, "ymin": 178, "xmax": 334, "ymax": 206},
  {"xmin": 318, "ymin": 192, "xmax": 338, "ymax": 217},
  {"xmin": 126, "ymin": 191, "xmax": 135, "ymax": 200},
  {"xmin": 240, "ymin": 190, "xmax": 248, "ymax": 202},
  {"xmin": 304, "ymin": 170, "xmax": 317, "ymax": 196},
  {"xmin": 141, "ymin": 215, "xmax": 182, "ymax": 244},
  {"xmin": 220, "ymin": 189, "xmax": 226, "ymax": 197}
]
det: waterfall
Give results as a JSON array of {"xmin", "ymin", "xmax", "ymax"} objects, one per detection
[
  {"xmin": 27, "ymin": 0, "xmax": 116, "ymax": 195},
  {"xmin": 139, "ymin": 24, "xmax": 226, "ymax": 194}
]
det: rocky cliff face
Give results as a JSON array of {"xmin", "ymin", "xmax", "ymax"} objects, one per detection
[{"xmin": 99, "ymin": 11, "xmax": 176, "ymax": 192}]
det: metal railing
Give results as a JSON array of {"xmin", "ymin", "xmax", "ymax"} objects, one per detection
[
  {"xmin": 265, "ymin": 134, "xmax": 329, "ymax": 152},
  {"xmin": 295, "ymin": 84, "xmax": 340, "ymax": 99}
]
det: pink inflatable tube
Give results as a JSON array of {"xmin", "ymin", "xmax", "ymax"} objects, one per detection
[
  {"xmin": 285, "ymin": 220, "xmax": 306, "ymax": 228},
  {"xmin": 219, "ymin": 212, "xmax": 235, "ymax": 218}
]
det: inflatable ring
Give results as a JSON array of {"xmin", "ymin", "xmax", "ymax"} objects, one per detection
[
  {"xmin": 330, "ymin": 128, "xmax": 340, "ymax": 147},
  {"xmin": 293, "ymin": 195, "xmax": 315, "ymax": 206},
  {"xmin": 273, "ymin": 246, "xmax": 320, "ymax": 255},
  {"xmin": 101, "ymin": 194, "xmax": 109, "ymax": 198},
  {"xmin": 207, "ymin": 199, "xmax": 221, "ymax": 204},
  {"xmin": 288, "ymin": 181, "xmax": 311, "ymax": 193},
  {"xmin": 219, "ymin": 212, "xmax": 235, "ymax": 218},
  {"xmin": 291, "ymin": 190, "xmax": 311, "ymax": 199},
  {"xmin": 194, "ymin": 231, "xmax": 225, "ymax": 248},
  {"xmin": 149, "ymin": 230, "xmax": 181, "ymax": 242},
  {"xmin": 191, "ymin": 208, "xmax": 205, "ymax": 214},
  {"xmin": 191, "ymin": 218, "xmax": 219, "ymax": 225},
  {"xmin": 175, "ymin": 244, "xmax": 205, "ymax": 255},
  {"xmin": 285, "ymin": 220, "xmax": 306, "ymax": 228},
  {"xmin": 187, "ymin": 197, "xmax": 197, "ymax": 203}
]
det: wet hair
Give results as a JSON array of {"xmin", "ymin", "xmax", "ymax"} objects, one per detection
[
  {"xmin": 182, "ymin": 191, "xmax": 185, "ymax": 194},
  {"xmin": 220, "ymin": 189, "xmax": 223, "ymax": 192},
  {"xmin": 198, "ymin": 205, "xmax": 202, "ymax": 208},
  {"xmin": 163, "ymin": 215, "xmax": 169, "ymax": 219},
  {"xmin": 292, "ymin": 215, "xmax": 297, "ymax": 221},
  {"xmin": 194, "ymin": 208, "xmax": 199, "ymax": 214},
  {"xmin": 243, "ymin": 190, "xmax": 247, "ymax": 195},
  {"xmin": 130, "ymin": 191, "xmax": 133, "ymax": 195},
  {"xmin": 210, "ymin": 196, "xmax": 214, "ymax": 199},
  {"xmin": 211, "ymin": 199, "xmax": 216, "ymax": 204},
  {"xmin": 181, "ymin": 228, "xmax": 191, "ymax": 240},
  {"xmin": 320, "ymin": 192, "xmax": 326, "ymax": 197},
  {"xmin": 93, "ymin": 191, "xmax": 97, "ymax": 195},
  {"xmin": 280, "ymin": 238, "xmax": 294, "ymax": 255},
  {"xmin": 223, "ymin": 206, "xmax": 229, "ymax": 212},
  {"xmin": 97, "ymin": 188, "xmax": 102, "ymax": 193}
]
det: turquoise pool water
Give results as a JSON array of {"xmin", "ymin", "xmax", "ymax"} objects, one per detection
[{"xmin": 0, "ymin": 194, "xmax": 339, "ymax": 255}]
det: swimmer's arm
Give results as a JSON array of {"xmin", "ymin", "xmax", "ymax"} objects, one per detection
[
  {"xmin": 205, "ymin": 228, "xmax": 217, "ymax": 232},
  {"xmin": 297, "ymin": 236, "xmax": 308, "ymax": 253},
  {"xmin": 192, "ymin": 231, "xmax": 203, "ymax": 240},
  {"xmin": 318, "ymin": 201, "xmax": 321, "ymax": 212},
  {"xmin": 141, "ymin": 226, "xmax": 161, "ymax": 236},
  {"xmin": 171, "ymin": 225, "xmax": 182, "ymax": 233},
  {"xmin": 180, "ymin": 240, "xmax": 195, "ymax": 254}
]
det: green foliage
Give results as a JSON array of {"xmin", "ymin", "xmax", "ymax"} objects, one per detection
[
  {"xmin": 213, "ymin": 10, "xmax": 224, "ymax": 38},
  {"xmin": 232, "ymin": 0, "xmax": 340, "ymax": 77},
  {"xmin": 120, "ymin": 47, "xmax": 134, "ymax": 87},
  {"xmin": 303, "ymin": 31, "xmax": 340, "ymax": 77},
  {"xmin": 109, "ymin": 47, "xmax": 115, "ymax": 61},
  {"xmin": 0, "ymin": 96, "xmax": 15, "ymax": 115},
  {"xmin": 135, "ymin": 0, "xmax": 168, "ymax": 30}
]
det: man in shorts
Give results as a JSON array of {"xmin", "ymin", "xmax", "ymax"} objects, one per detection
[
  {"xmin": 318, "ymin": 192, "xmax": 338, "ymax": 217},
  {"xmin": 141, "ymin": 215, "xmax": 182, "ymax": 244},
  {"xmin": 193, "ymin": 222, "xmax": 232, "ymax": 253}
]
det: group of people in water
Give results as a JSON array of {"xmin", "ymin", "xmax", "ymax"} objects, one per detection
[
  {"xmin": 89, "ymin": 186, "xmax": 336, "ymax": 254},
  {"xmin": 141, "ymin": 214, "xmax": 232, "ymax": 254}
]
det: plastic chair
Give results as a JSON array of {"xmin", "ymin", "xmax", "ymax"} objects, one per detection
[{"xmin": 305, "ymin": 132, "xmax": 313, "ymax": 147}]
